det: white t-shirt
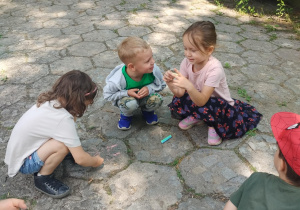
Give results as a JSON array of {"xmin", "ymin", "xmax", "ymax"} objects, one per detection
[
  {"xmin": 180, "ymin": 56, "xmax": 234, "ymax": 106},
  {"xmin": 5, "ymin": 100, "xmax": 81, "ymax": 177}
]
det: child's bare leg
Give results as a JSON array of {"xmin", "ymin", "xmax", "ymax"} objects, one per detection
[{"xmin": 37, "ymin": 138, "xmax": 69, "ymax": 175}]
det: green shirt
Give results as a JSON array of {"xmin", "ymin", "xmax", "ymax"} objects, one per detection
[
  {"xmin": 230, "ymin": 172, "xmax": 300, "ymax": 210},
  {"xmin": 122, "ymin": 66, "xmax": 155, "ymax": 90}
]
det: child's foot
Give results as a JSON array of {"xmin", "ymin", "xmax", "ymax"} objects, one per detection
[
  {"xmin": 34, "ymin": 173, "xmax": 70, "ymax": 198},
  {"xmin": 142, "ymin": 111, "xmax": 158, "ymax": 125},
  {"xmin": 118, "ymin": 114, "xmax": 132, "ymax": 130},
  {"xmin": 208, "ymin": 127, "xmax": 222, "ymax": 145},
  {"xmin": 179, "ymin": 116, "xmax": 201, "ymax": 130}
]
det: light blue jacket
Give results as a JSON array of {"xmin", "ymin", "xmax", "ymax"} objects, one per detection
[{"xmin": 103, "ymin": 63, "xmax": 166, "ymax": 106}]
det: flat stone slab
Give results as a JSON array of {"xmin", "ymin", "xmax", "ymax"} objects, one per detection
[
  {"xmin": 178, "ymin": 197, "xmax": 225, "ymax": 210},
  {"xmin": 274, "ymin": 48, "xmax": 300, "ymax": 61},
  {"xmin": 240, "ymin": 39, "xmax": 278, "ymax": 52},
  {"xmin": 50, "ymin": 57, "xmax": 93, "ymax": 75},
  {"xmin": 216, "ymin": 41, "xmax": 245, "ymax": 53},
  {"xmin": 64, "ymin": 138, "xmax": 130, "ymax": 179},
  {"xmin": 179, "ymin": 149, "xmax": 252, "ymax": 197},
  {"xmin": 4, "ymin": 64, "xmax": 49, "ymax": 84},
  {"xmin": 240, "ymin": 64, "xmax": 288, "ymax": 84},
  {"xmin": 128, "ymin": 125, "xmax": 194, "ymax": 164},
  {"xmin": 239, "ymin": 135, "xmax": 277, "ymax": 175},
  {"xmin": 68, "ymin": 42, "xmax": 107, "ymax": 57},
  {"xmin": 0, "ymin": 84, "xmax": 27, "ymax": 109},
  {"xmin": 107, "ymin": 162, "xmax": 183, "ymax": 210},
  {"xmin": 144, "ymin": 32, "xmax": 178, "ymax": 46},
  {"xmin": 92, "ymin": 51, "xmax": 120, "ymax": 69},
  {"xmin": 245, "ymin": 81, "xmax": 294, "ymax": 104},
  {"xmin": 188, "ymin": 124, "xmax": 245, "ymax": 149}
]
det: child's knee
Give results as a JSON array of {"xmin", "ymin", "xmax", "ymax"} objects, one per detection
[
  {"xmin": 118, "ymin": 97, "xmax": 139, "ymax": 112},
  {"xmin": 58, "ymin": 142, "xmax": 69, "ymax": 155},
  {"xmin": 50, "ymin": 139, "xmax": 69, "ymax": 155},
  {"xmin": 146, "ymin": 94, "xmax": 163, "ymax": 109}
]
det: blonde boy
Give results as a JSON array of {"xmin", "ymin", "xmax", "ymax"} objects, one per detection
[
  {"xmin": 103, "ymin": 37, "xmax": 166, "ymax": 130},
  {"xmin": 224, "ymin": 112, "xmax": 300, "ymax": 210}
]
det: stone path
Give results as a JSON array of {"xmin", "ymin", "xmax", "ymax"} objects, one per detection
[{"xmin": 0, "ymin": 0, "xmax": 299, "ymax": 209}]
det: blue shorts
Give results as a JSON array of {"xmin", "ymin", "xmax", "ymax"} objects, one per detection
[{"xmin": 19, "ymin": 151, "xmax": 44, "ymax": 174}]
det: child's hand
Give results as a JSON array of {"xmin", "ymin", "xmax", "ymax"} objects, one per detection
[
  {"xmin": 93, "ymin": 155, "xmax": 104, "ymax": 167},
  {"xmin": 127, "ymin": 88, "xmax": 140, "ymax": 98},
  {"xmin": 0, "ymin": 198, "xmax": 28, "ymax": 210},
  {"xmin": 163, "ymin": 69, "xmax": 177, "ymax": 82},
  {"xmin": 137, "ymin": 86, "xmax": 149, "ymax": 99},
  {"xmin": 172, "ymin": 69, "xmax": 194, "ymax": 91}
]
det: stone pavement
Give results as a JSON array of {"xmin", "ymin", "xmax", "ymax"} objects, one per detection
[{"xmin": 0, "ymin": 0, "xmax": 299, "ymax": 209}]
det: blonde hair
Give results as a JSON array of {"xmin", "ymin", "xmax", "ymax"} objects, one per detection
[{"xmin": 117, "ymin": 37, "xmax": 150, "ymax": 65}]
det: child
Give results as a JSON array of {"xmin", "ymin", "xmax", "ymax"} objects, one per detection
[
  {"xmin": 163, "ymin": 21, "xmax": 262, "ymax": 145},
  {"xmin": 224, "ymin": 112, "xmax": 300, "ymax": 210},
  {"xmin": 4, "ymin": 70, "xmax": 104, "ymax": 199},
  {"xmin": 103, "ymin": 36, "xmax": 166, "ymax": 130}
]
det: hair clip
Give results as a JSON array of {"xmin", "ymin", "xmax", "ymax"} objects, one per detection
[{"xmin": 85, "ymin": 86, "xmax": 98, "ymax": 96}]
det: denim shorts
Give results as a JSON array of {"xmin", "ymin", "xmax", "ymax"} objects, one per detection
[{"xmin": 19, "ymin": 151, "xmax": 44, "ymax": 174}]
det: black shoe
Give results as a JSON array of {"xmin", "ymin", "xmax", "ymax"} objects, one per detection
[{"xmin": 34, "ymin": 173, "xmax": 70, "ymax": 199}]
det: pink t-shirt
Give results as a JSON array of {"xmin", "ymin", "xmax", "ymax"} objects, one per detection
[{"xmin": 180, "ymin": 56, "xmax": 234, "ymax": 106}]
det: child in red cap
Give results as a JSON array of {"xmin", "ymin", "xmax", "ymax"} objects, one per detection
[{"xmin": 224, "ymin": 112, "xmax": 300, "ymax": 210}]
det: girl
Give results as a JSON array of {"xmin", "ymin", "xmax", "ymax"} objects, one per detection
[
  {"xmin": 5, "ymin": 70, "xmax": 104, "ymax": 199},
  {"xmin": 164, "ymin": 21, "xmax": 262, "ymax": 145}
]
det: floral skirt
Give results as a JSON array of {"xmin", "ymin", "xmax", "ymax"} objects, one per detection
[{"xmin": 168, "ymin": 93, "xmax": 263, "ymax": 140}]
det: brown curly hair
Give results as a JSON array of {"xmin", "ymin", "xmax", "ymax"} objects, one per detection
[{"xmin": 37, "ymin": 70, "xmax": 98, "ymax": 118}]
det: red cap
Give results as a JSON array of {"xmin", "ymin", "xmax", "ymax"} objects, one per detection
[{"xmin": 271, "ymin": 112, "xmax": 300, "ymax": 176}]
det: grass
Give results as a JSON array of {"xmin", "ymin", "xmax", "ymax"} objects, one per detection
[
  {"xmin": 214, "ymin": 0, "xmax": 224, "ymax": 7},
  {"xmin": 176, "ymin": 168, "xmax": 183, "ymax": 180},
  {"xmin": 103, "ymin": 184, "xmax": 112, "ymax": 196},
  {"xmin": 224, "ymin": 62, "xmax": 231, "ymax": 69},
  {"xmin": 120, "ymin": 0, "xmax": 126, "ymax": 5},
  {"xmin": 237, "ymin": 88, "xmax": 252, "ymax": 102},
  {"xmin": 1, "ymin": 75, "xmax": 8, "ymax": 82},
  {"xmin": 168, "ymin": 158, "xmax": 179, "ymax": 167},
  {"xmin": 211, "ymin": 0, "xmax": 300, "ymax": 39},
  {"xmin": 130, "ymin": 8, "xmax": 138, "ymax": 14},
  {"xmin": 236, "ymin": 38, "xmax": 247, "ymax": 44},
  {"xmin": 246, "ymin": 128, "xmax": 257, "ymax": 136},
  {"xmin": 0, "ymin": 193, "xmax": 9, "ymax": 200},
  {"xmin": 6, "ymin": 126, "xmax": 14, "ymax": 130},
  {"xmin": 277, "ymin": 101, "xmax": 287, "ymax": 107},
  {"xmin": 269, "ymin": 33, "xmax": 278, "ymax": 41},
  {"xmin": 0, "ymin": 69, "xmax": 8, "ymax": 82},
  {"xmin": 88, "ymin": 126, "xmax": 96, "ymax": 130},
  {"xmin": 234, "ymin": 147, "xmax": 257, "ymax": 172},
  {"xmin": 265, "ymin": 24, "xmax": 277, "ymax": 33},
  {"xmin": 249, "ymin": 20, "xmax": 259, "ymax": 25}
]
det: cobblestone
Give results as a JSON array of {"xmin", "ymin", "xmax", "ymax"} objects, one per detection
[{"xmin": 0, "ymin": 0, "xmax": 299, "ymax": 209}]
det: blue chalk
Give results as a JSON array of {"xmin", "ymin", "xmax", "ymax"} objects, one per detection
[{"xmin": 161, "ymin": 135, "xmax": 172, "ymax": 143}]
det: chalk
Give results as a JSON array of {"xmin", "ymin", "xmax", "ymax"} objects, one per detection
[{"xmin": 161, "ymin": 135, "xmax": 172, "ymax": 143}]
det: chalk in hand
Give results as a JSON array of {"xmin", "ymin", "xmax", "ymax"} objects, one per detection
[{"xmin": 161, "ymin": 135, "xmax": 172, "ymax": 143}]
